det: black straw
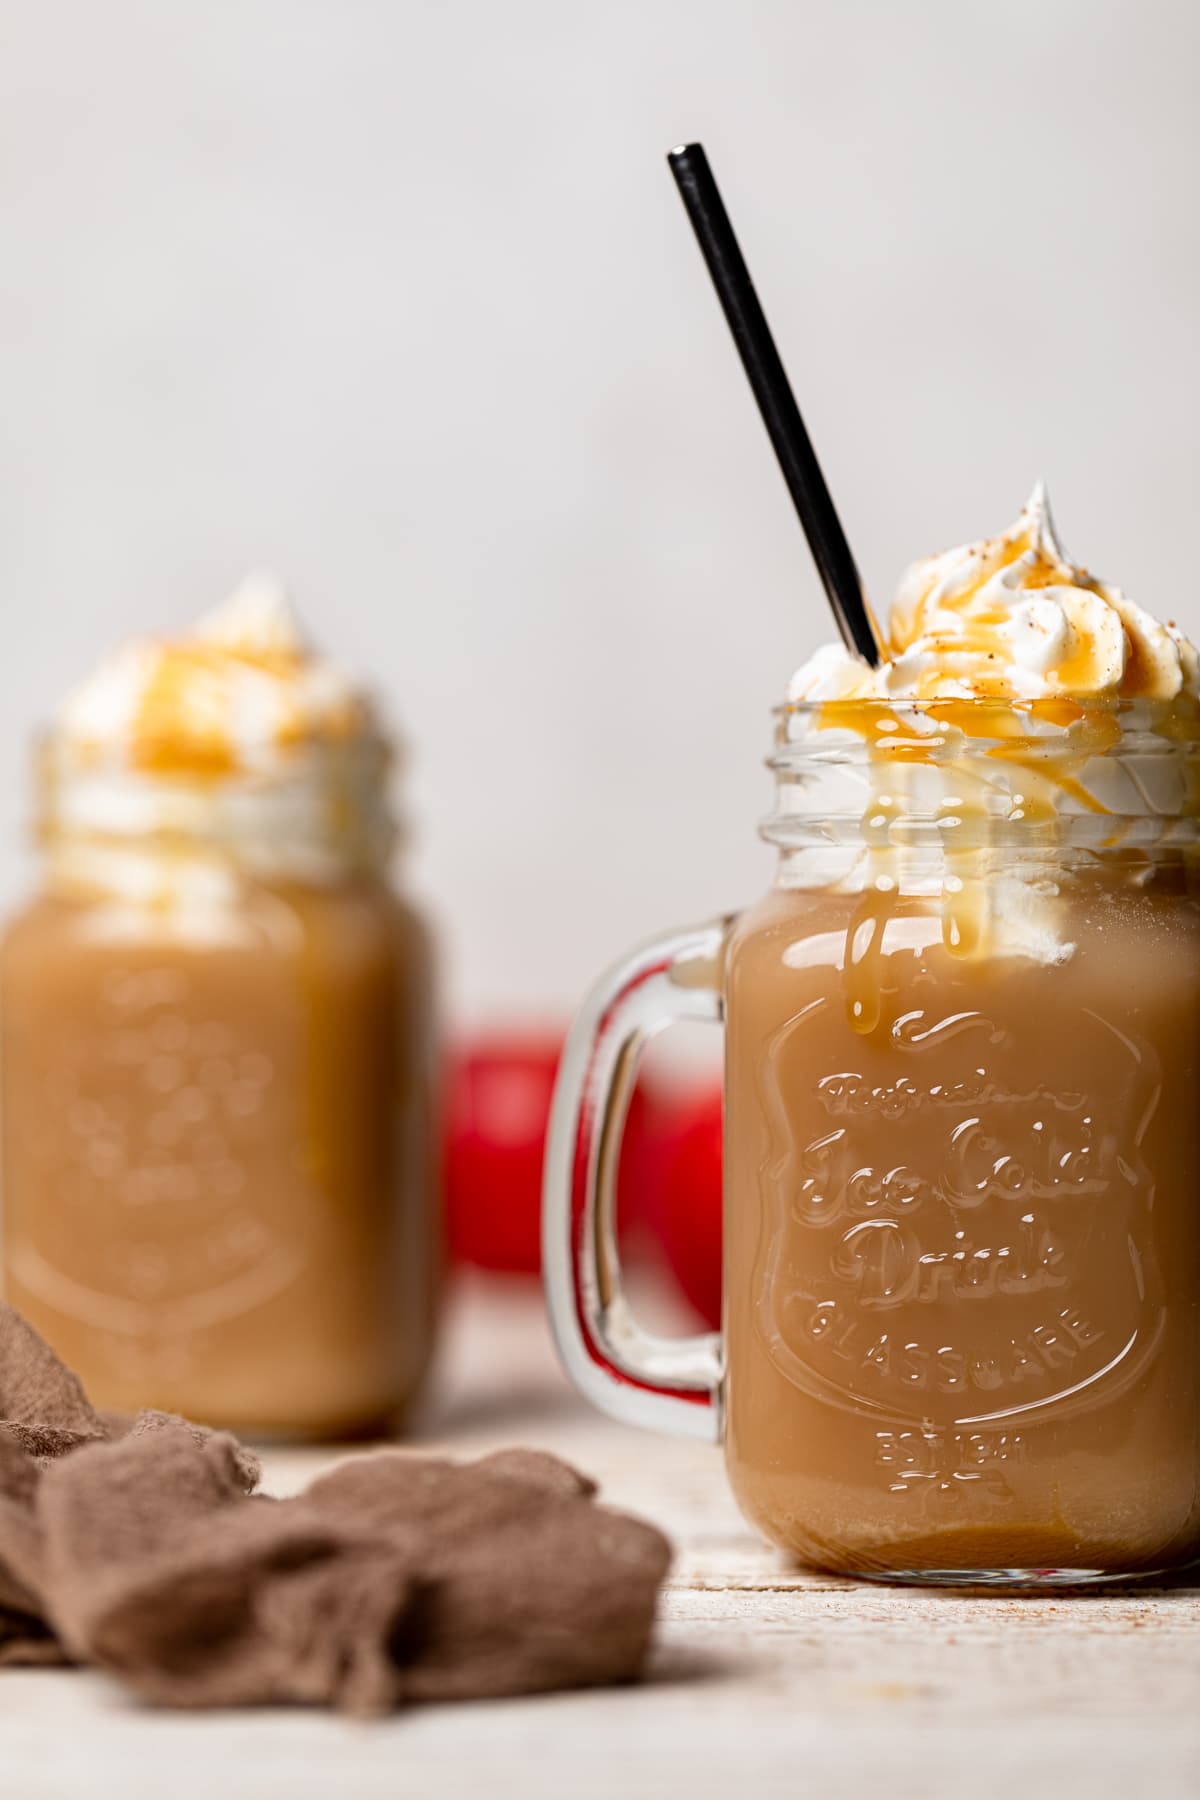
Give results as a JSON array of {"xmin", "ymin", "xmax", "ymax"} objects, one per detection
[{"xmin": 667, "ymin": 142, "xmax": 880, "ymax": 666}]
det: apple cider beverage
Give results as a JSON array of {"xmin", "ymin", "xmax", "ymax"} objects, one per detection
[
  {"xmin": 547, "ymin": 489, "xmax": 1200, "ymax": 1583},
  {"xmin": 0, "ymin": 580, "xmax": 439, "ymax": 1438}
]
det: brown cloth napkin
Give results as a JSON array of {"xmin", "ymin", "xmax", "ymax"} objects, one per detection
[{"xmin": 0, "ymin": 1305, "xmax": 671, "ymax": 1714}]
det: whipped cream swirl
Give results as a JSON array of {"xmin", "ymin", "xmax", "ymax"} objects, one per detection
[
  {"xmin": 789, "ymin": 485, "xmax": 1199, "ymax": 707},
  {"xmin": 41, "ymin": 577, "xmax": 393, "ymax": 888},
  {"xmin": 56, "ymin": 573, "xmax": 378, "ymax": 776}
]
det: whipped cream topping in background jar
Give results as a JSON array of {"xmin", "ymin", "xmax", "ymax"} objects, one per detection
[
  {"xmin": 39, "ymin": 573, "xmax": 396, "ymax": 897},
  {"xmin": 545, "ymin": 487, "xmax": 1200, "ymax": 1586},
  {"xmin": 1, "ymin": 580, "xmax": 439, "ymax": 1438}
]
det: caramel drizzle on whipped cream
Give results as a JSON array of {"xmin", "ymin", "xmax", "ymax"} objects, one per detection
[
  {"xmin": 55, "ymin": 574, "xmax": 375, "ymax": 779},
  {"xmin": 791, "ymin": 484, "xmax": 1199, "ymax": 713}
]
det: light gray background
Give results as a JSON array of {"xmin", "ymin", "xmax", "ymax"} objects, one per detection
[{"xmin": 0, "ymin": 0, "xmax": 1195, "ymax": 1022}]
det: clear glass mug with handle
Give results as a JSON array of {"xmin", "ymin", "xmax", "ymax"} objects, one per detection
[{"xmin": 543, "ymin": 698, "xmax": 1200, "ymax": 1587}]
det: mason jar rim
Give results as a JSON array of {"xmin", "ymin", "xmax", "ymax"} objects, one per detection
[
  {"xmin": 30, "ymin": 729, "xmax": 399, "ymax": 881},
  {"xmin": 772, "ymin": 694, "xmax": 1200, "ymax": 759},
  {"xmin": 775, "ymin": 693, "xmax": 1199, "ymax": 719}
]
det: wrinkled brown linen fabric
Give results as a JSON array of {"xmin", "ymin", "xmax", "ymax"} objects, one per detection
[{"xmin": 0, "ymin": 1305, "xmax": 671, "ymax": 1713}]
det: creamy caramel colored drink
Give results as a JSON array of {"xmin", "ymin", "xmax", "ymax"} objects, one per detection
[
  {"xmin": 1, "ymin": 579, "xmax": 438, "ymax": 1438},
  {"xmin": 547, "ymin": 487, "xmax": 1200, "ymax": 1584},
  {"xmin": 725, "ymin": 876, "xmax": 1200, "ymax": 1574}
]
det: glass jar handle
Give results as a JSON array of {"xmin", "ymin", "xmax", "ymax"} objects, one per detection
[{"xmin": 542, "ymin": 919, "xmax": 729, "ymax": 1443}]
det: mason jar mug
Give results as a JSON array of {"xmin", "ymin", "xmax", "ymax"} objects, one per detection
[{"xmin": 544, "ymin": 699, "xmax": 1200, "ymax": 1585}]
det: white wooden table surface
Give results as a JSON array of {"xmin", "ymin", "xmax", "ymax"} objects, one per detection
[{"xmin": 3, "ymin": 1278, "xmax": 1198, "ymax": 1800}]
